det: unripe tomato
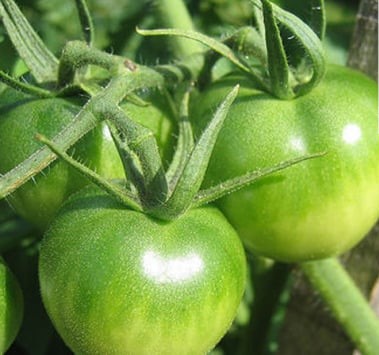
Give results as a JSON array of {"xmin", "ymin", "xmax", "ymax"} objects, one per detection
[
  {"xmin": 39, "ymin": 186, "xmax": 247, "ymax": 354},
  {"xmin": 191, "ymin": 65, "xmax": 379, "ymax": 262},
  {"xmin": 0, "ymin": 257, "xmax": 23, "ymax": 353},
  {"xmin": 0, "ymin": 87, "xmax": 174, "ymax": 231}
]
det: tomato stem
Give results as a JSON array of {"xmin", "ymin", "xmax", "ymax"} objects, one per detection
[
  {"xmin": 238, "ymin": 259, "xmax": 292, "ymax": 355},
  {"xmin": 0, "ymin": 69, "xmax": 164, "ymax": 199},
  {"xmin": 301, "ymin": 258, "xmax": 379, "ymax": 355},
  {"xmin": 74, "ymin": 0, "xmax": 94, "ymax": 46},
  {"xmin": 154, "ymin": 0, "xmax": 204, "ymax": 59},
  {"xmin": 57, "ymin": 41, "xmax": 125, "ymax": 88}
]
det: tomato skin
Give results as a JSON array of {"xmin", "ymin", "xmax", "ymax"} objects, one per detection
[
  {"xmin": 191, "ymin": 65, "xmax": 379, "ymax": 262},
  {"xmin": 39, "ymin": 186, "xmax": 247, "ymax": 354},
  {"xmin": 0, "ymin": 88, "xmax": 174, "ymax": 231},
  {"xmin": 0, "ymin": 257, "xmax": 24, "ymax": 353}
]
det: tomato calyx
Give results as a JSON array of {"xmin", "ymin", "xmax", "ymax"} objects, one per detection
[
  {"xmin": 0, "ymin": 0, "xmax": 322, "ymax": 217},
  {"xmin": 38, "ymin": 83, "xmax": 322, "ymax": 221},
  {"xmin": 139, "ymin": 0, "xmax": 326, "ymax": 99}
]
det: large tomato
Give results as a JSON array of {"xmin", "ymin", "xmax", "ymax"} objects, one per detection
[
  {"xmin": 191, "ymin": 64, "xmax": 379, "ymax": 262},
  {"xmin": 0, "ymin": 257, "xmax": 23, "ymax": 353},
  {"xmin": 0, "ymin": 87, "xmax": 174, "ymax": 231},
  {"xmin": 39, "ymin": 186, "xmax": 247, "ymax": 354}
]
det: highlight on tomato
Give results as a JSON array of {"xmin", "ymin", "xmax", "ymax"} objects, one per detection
[{"xmin": 39, "ymin": 186, "xmax": 247, "ymax": 354}]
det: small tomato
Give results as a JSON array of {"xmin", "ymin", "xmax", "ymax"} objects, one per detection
[
  {"xmin": 39, "ymin": 186, "xmax": 247, "ymax": 354},
  {"xmin": 192, "ymin": 65, "xmax": 379, "ymax": 262}
]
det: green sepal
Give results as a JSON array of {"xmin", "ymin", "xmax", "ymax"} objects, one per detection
[
  {"xmin": 192, "ymin": 152, "xmax": 326, "ymax": 207},
  {"xmin": 0, "ymin": 0, "xmax": 58, "ymax": 83},
  {"xmin": 105, "ymin": 106, "xmax": 168, "ymax": 208},
  {"xmin": 149, "ymin": 85, "xmax": 240, "ymax": 220},
  {"xmin": 276, "ymin": 0, "xmax": 326, "ymax": 40},
  {"xmin": 107, "ymin": 120, "xmax": 143, "ymax": 195},
  {"xmin": 264, "ymin": 0, "xmax": 326, "ymax": 97},
  {"xmin": 305, "ymin": 0, "xmax": 326, "ymax": 40},
  {"xmin": 0, "ymin": 70, "xmax": 53, "ymax": 98},
  {"xmin": 261, "ymin": 0, "xmax": 294, "ymax": 99},
  {"xmin": 165, "ymin": 86, "xmax": 194, "ymax": 192},
  {"xmin": 36, "ymin": 133, "xmax": 142, "ymax": 212},
  {"xmin": 137, "ymin": 28, "xmax": 249, "ymax": 73},
  {"xmin": 137, "ymin": 27, "xmax": 268, "ymax": 91}
]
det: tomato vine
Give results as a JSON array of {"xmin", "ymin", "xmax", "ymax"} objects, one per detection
[{"xmin": 0, "ymin": 0, "xmax": 378, "ymax": 354}]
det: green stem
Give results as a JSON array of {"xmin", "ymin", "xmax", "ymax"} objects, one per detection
[
  {"xmin": 74, "ymin": 0, "xmax": 94, "ymax": 46},
  {"xmin": 238, "ymin": 258, "xmax": 292, "ymax": 355},
  {"xmin": 57, "ymin": 41, "xmax": 124, "ymax": 87},
  {"xmin": 154, "ymin": 0, "xmax": 204, "ymax": 58},
  {"xmin": 0, "ymin": 68, "xmax": 164, "ymax": 199},
  {"xmin": 301, "ymin": 258, "xmax": 379, "ymax": 355}
]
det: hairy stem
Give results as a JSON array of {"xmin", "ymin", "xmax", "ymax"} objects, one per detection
[{"xmin": 301, "ymin": 258, "xmax": 379, "ymax": 355}]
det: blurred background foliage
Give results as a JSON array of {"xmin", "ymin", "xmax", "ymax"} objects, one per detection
[{"xmin": 0, "ymin": 0, "xmax": 359, "ymax": 72}]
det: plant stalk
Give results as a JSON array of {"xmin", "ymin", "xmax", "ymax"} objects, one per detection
[
  {"xmin": 154, "ymin": 0, "xmax": 204, "ymax": 58},
  {"xmin": 301, "ymin": 258, "xmax": 379, "ymax": 355}
]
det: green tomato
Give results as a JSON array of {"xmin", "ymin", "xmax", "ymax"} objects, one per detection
[
  {"xmin": 39, "ymin": 186, "xmax": 247, "ymax": 354},
  {"xmin": 191, "ymin": 65, "xmax": 379, "ymax": 262},
  {"xmin": 0, "ymin": 87, "xmax": 174, "ymax": 231},
  {"xmin": 0, "ymin": 257, "xmax": 24, "ymax": 353}
]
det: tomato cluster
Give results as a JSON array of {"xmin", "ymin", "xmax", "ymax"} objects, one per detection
[{"xmin": 1, "ymin": 1, "xmax": 379, "ymax": 354}]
